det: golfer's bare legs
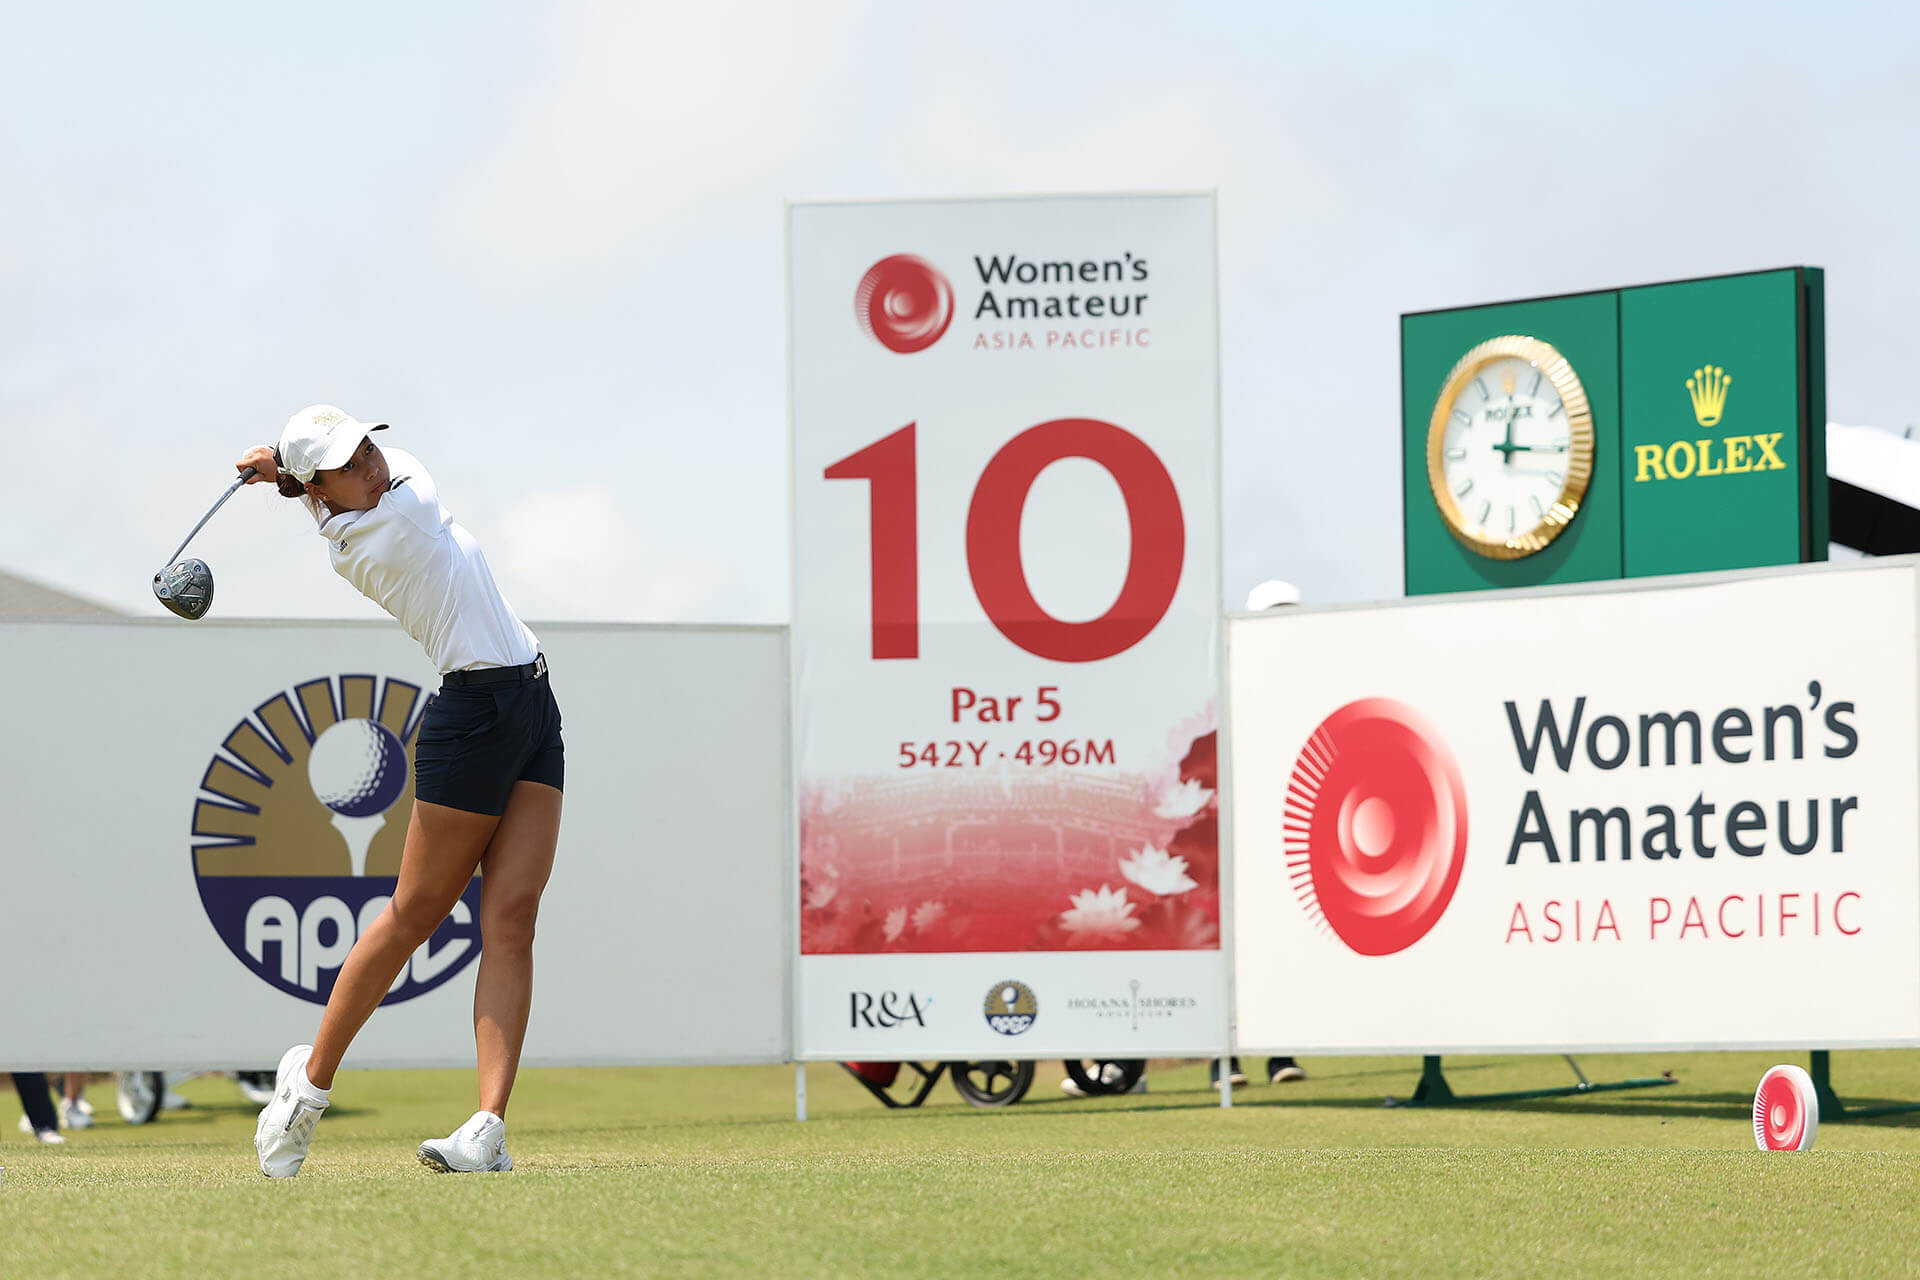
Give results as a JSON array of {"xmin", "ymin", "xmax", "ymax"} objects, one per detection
[
  {"xmin": 473, "ymin": 780, "xmax": 562, "ymax": 1118},
  {"xmin": 306, "ymin": 799, "xmax": 500, "ymax": 1090}
]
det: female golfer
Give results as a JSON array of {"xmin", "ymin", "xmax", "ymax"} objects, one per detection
[{"xmin": 237, "ymin": 404, "xmax": 563, "ymax": 1178}]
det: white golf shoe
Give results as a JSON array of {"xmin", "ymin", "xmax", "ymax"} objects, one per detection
[
  {"xmin": 416, "ymin": 1111, "xmax": 512, "ymax": 1173},
  {"xmin": 15, "ymin": 1116, "xmax": 65, "ymax": 1144},
  {"xmin": 253, "ymin": 1045, "xmax": 330, "ymax": 1179}
]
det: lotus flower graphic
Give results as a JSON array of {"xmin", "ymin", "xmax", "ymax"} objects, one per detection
[
  {"xmin": 1060, "ymin": 885, "xmax": 1141, "ymax": 940},
  {"xmin": 1119, "ymin": 845, "xmax": 1198, "ymax": 897}
]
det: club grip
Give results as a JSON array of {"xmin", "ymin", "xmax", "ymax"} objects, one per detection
[{"xmin": 239, "ymin": 466, "xmax": 258, "ymax": 481}]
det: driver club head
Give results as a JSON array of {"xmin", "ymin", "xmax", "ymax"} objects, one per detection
[{"xmin": 153, "ymin": 558, "xmax": 216, "ymax": 620}]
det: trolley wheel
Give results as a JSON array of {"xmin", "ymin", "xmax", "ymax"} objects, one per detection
[
  {"xmin": 116, "ymin": 1071, "xmax": 164, "ymax": 1125},
  {"xmin": 1062, "ymin": 1058, "xmax": 1146, "ymax": 1097},
  {"xmin": 948, "ymin": 1059, "xmax": 1034, "ymax": 1107}
]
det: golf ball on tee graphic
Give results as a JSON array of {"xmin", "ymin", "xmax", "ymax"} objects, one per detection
[{"xmin": 308, "ymin": 718, "xmax": 408, "ymax": 875}]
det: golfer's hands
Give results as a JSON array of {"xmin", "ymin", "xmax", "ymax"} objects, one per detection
[{"xmin": 237, "ymin": 446, "xmax": 278, "ymax": 483}]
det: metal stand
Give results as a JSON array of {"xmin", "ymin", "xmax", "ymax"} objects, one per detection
[
  {"xmin": 1390, "ymin": 1054, "xmax": 1677, "ymax": 1107},
  {"xmin": 1809, "ymin": 1049, "xmax": 1920, "ymax": 1121},
  {"xmin": 839, "ymin": 1061, "xmax": 947, "ymax": 1109}
]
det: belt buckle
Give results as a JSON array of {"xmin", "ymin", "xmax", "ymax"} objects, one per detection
[{"xmin": 533, "ymin": 654, "xmax": 547, "ymax": 679}]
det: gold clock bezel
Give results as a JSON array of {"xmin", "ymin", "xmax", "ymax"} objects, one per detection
[{"xmin": 1426, "ymin": 334, "xmax": 1596, "ymax": 560}]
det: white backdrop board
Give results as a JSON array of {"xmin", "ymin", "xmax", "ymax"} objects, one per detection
[
  {"xmin": 0, "ymin": 620, "xmax": 790, "ymax": 1070},
  {"xmin": 1230, "ymin": 559, "xmax": 1920, "ymax": 1054},
  {"xmin": 789, "ymin": 193, "xmax": 1226, "ymax": 1059}
]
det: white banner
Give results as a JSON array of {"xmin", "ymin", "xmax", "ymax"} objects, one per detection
[
  {"xmin": 1230, "ymin": 560, "xmax": 1920, "ymax": 1054},
  {"xmin": 0, "ymin": 620, "xmax": 790, "ymax": 1070},
  {"xmin": 789, "ymin": 193, "xmax": 1225, "ymax": 1059}
]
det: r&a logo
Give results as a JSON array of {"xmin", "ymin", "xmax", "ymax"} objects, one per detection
[{"xmin": 850, "ymin": 991, "xmax": 932, "ymax": 1028}]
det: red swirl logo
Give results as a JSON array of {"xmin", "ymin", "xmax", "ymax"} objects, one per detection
[
  {"xmin": 855, "ymin": 255, "xmax": 954, "ymax": 353},
  {"xmin": 1286, "ymin": 698, "xmax": 1466, "ymax": 956},
  {"xmin": 1753, "ymin": 1065, "xmax": 1819, "ymax": 1151}
]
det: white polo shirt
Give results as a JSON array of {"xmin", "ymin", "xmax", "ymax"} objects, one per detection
[{"xmin": 304, "ymin": 447, "xmax": 539, "ymax": 674}]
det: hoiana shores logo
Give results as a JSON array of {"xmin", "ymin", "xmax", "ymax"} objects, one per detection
[
  {"xmin": 190, "ymin": 675, "xmax": 481, "ymax": 1005},
  {"xmin": 1286, "ymin": 698, "xmax": 1467, "ymax": 956},
  {"xmin": 983, "ymin": 980, "xmax": 1037, "ymax": 1035},
  {"xmin": 855, "ymin": 254, "xmax": 954, "ymax": 354},
  {"xmin": 1064, "ymin": 978, "xmax": 1198, "ymax": 1029}
]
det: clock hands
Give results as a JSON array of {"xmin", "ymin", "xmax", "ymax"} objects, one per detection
[
  {"xmin": 1496, "ymin": 398, "xmax": 1517, "ymax": 467},
  {"xmin": 1489, "ymin": 393, "xmax": 1570, "ymax": 463}
]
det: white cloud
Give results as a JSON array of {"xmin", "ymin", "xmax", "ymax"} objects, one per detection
[
  {"xmin": 495, "ymin": 484, "xmax": 727, "ymax": 622},
  {"xmin": 438, "ymin": 0, "xmax": 865, "ymax": 278}
]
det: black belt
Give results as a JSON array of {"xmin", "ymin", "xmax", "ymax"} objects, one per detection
[{"xmin": 442, "ymin": 653, "xmax": 547, "ymax": 687}]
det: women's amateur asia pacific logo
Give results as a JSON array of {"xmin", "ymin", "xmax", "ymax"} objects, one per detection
[
  {"xmin": 855, "ymin": 254, "xmax": 954, "ymax": 353},
  {"xmin": 1286, "ymin": 698, "xmax": 1468, "ymax": 956},
  {"xmin": 190, "ymin": 675, "xmax": 481, "ymax": 1005}
]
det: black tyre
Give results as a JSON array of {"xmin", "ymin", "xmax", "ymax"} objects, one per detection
[
  {"xmin": 948, "ymin": 1060, "xmax": 1034, "ymax": 1108},
  {"xmin": 1062, "ymin": 1058, "xmax": 1145, "ymax": 1096}
]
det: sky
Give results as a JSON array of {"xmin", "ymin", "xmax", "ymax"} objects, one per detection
[{"xmin": 4, "ymin": 1, "xmax": 1916, "ymax": 623}]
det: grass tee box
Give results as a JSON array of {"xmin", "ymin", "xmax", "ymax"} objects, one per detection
[
  {"xmin": 8, "ymin": 1058, "xmax": 1920, "ymax": 1279},
  {"xmin": 1403, "ymin": 267, "xmax": 1826, "ymax": 595}
]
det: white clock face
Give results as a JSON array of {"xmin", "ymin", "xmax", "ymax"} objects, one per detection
[{"xmin": 1436, "ymin": 355, "xmax": 1574, "ymax": 542}]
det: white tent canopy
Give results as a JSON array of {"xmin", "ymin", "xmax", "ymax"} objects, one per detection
[{"xmin": 1828, "ymin": 423, "xmax": 1920, "ymax": 555}]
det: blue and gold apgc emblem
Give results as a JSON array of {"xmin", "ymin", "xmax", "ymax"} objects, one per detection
[{"xmin": 190, "ymin": 675, "xmax": 480, "ymax": 1004}]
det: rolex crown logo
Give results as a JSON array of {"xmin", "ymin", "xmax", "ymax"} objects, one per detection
[{"xmin": 1686, "ymin": 365, "xmax": 1731, "ymax": 427}]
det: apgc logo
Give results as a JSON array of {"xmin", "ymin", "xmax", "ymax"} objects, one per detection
[
  {"xmin": 1286, "ymin": 698, "xmax": 1467, "ymax": 956},
  {"xmin": 190, "ymin": 674, "xmax": 481, "ymax": 1005},
  {"xmin": 983, "ymin": 980, "xmax": 1038, "ymax": 1035},
  {"xmin": 855, "ymin": 254, "xmax": 954, "ymax": 353}
]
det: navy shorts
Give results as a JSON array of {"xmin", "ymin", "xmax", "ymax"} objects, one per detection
[{"xmin": 414, "ymin": 666, "xmax": 564, "ymax": 816}]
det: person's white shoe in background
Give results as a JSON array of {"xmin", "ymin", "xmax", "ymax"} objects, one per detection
[
  {"xmin": 235, "ymin": 1072, "xmax": 277, "ymax": 1107},
  {"xmin": 58, "ymin": 1097, "xmax": 94, "ymax": 1130},
  {"xmin": 16, "ymin": 1116, "xmax": 66, "ymax": 1144},
  {"xmin": 416, "ymin": 1111, "xmax": 511, "ymax": 1173},
  {"xmin": 1059, "ymin": 1063, "xmax": 1148, "ymax": 1098},
  {"xmin": 253, "ymin": 1045, "xmax": 330, "ymax": 1179}
]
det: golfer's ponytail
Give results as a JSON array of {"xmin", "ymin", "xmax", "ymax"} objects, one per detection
[{"xmin": 272, "ymin": 448, "xmax": 306, "ymax": 498}]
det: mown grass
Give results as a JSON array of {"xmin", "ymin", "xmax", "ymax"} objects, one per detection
[{"xmin": 5, "ymin": 1051, "xmax": 1919, "ymax": 1277}]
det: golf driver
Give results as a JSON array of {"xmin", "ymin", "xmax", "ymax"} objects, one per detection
[{"xmin": 153, "ymin": 466, "xmax": 255, "ymax": 620}]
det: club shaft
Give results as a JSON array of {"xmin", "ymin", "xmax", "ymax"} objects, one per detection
[{"xmin": 164, "ymin": 467, "xmax": 256, "ymax": 567}]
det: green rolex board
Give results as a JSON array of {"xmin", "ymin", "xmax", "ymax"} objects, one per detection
[
  {"xmin": 1401, "ymin": 292, "xmax": 1622, "ymax": 594},
  {"xmin": 1619, "ymin": 269, "xmax": 1827, "ymax": 575},
  {"xmin": 1401, "ymin": 268, "xmax": 1825, "ymax": 596}
]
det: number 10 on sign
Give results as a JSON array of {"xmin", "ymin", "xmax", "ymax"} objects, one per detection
[{"xmin": 825, "ymin": 419, "xmax": 1185, "ymax": 664}]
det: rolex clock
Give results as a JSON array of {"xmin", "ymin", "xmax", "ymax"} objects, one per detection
[{"xmin": 1426, "ymin": 334, "xmax": 1596, "ymax": 559}]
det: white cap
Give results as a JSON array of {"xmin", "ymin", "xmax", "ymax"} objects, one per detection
[
  {"xmin": 277, "ymin": 405, "xmax": 388, "ymax": 483},
  {"xmin": 1245, "ymin": 579, "xmax": 1303, "ymax": 611}
]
